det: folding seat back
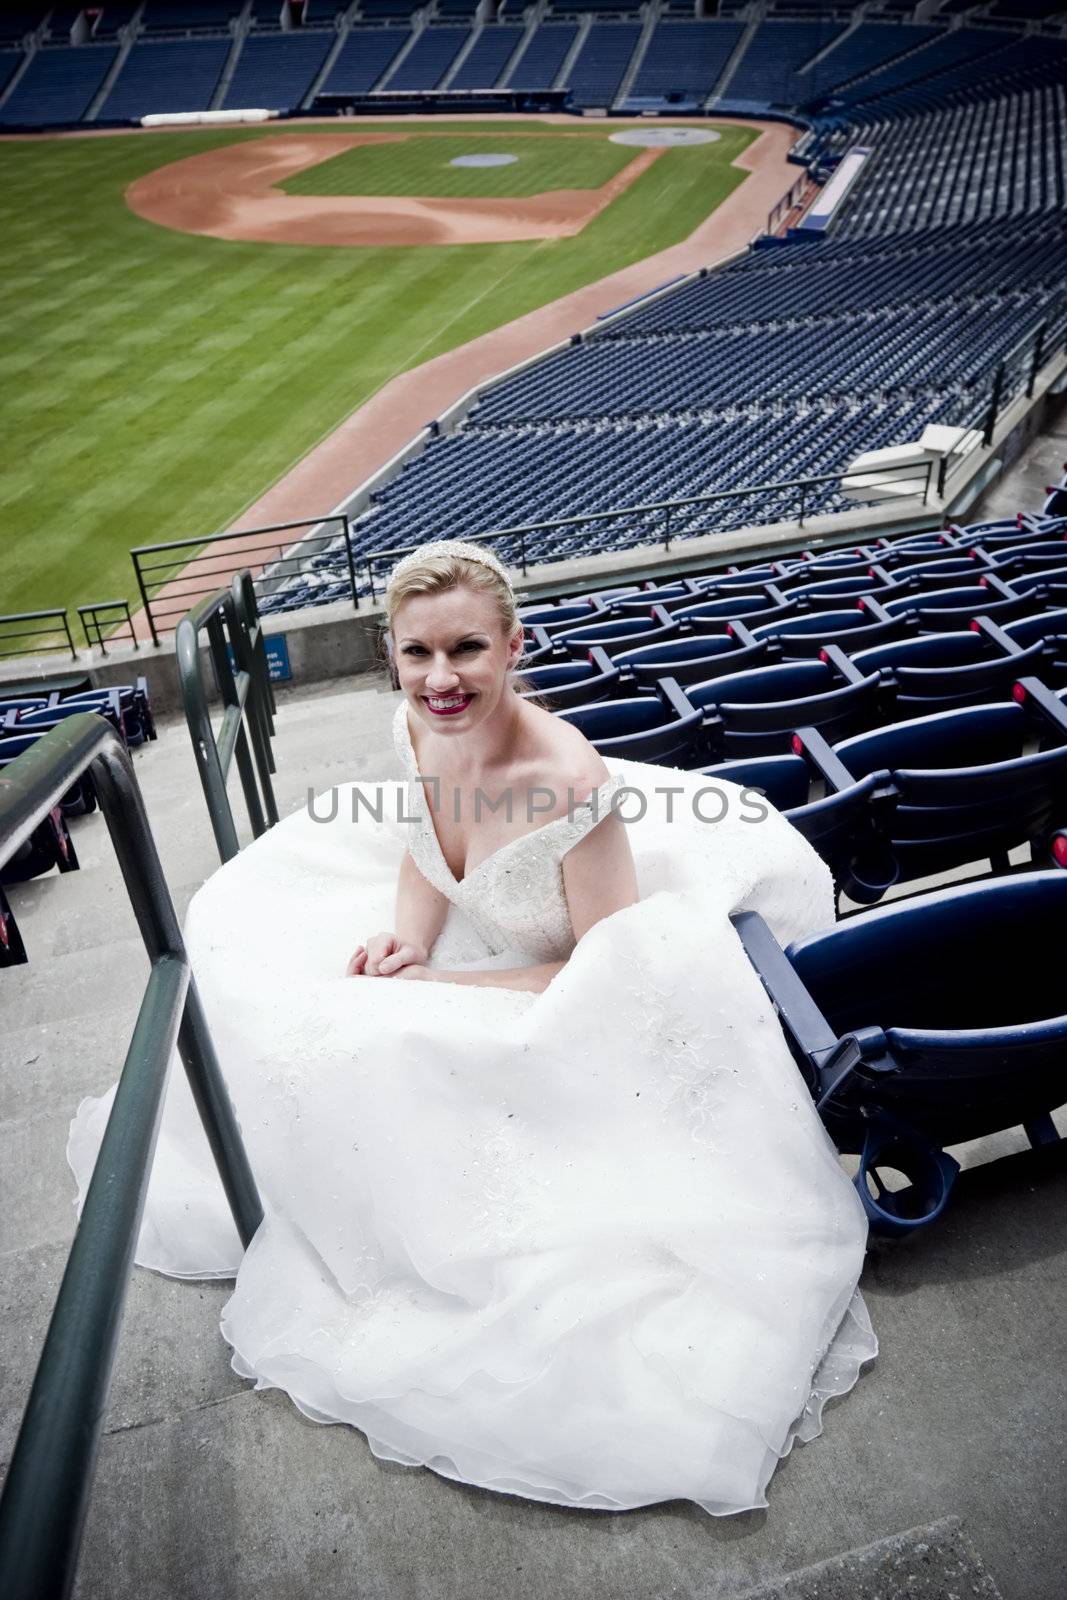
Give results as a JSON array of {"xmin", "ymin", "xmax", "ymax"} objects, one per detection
[
  {"xmin": 751, "ymin": 608, "xmax": 908, "ymax": 656},
  {"xmin": 557, "ymin": 694, "xmax": 703, "ymax": 765},
  {"xmin": 687, "ymin": 660, "xmax": 831, "ymax": 712},
  {"xmin": 671, "ymin": 591, "xmax": 793, "ymax": 628},
  {"xmin": 1004, "ymin": 609, "xmax": 1067, "ymax": 649},
  {"xmin": 518, "ymin": 602, "xmax": 600, "ymax": 628},
  {"xmin": 617, "ymin": 633, "xmax": 770, "ymax": 691},
  {"xmin": 520, "ymin": 649, "xmax": 620, "ymax": 710},
  {"xmin": 522, "ymin": 602, "xmax": 601, "ymax": 636},
  {"xmin": 703, "ymin": 754, "xmax": 896, "ymax": 907},
  {"xmin": 554, "ymin": 608, "xmax": 679, "ymax": 660},
  {"xmin": 782, "ymin": 872, "xmax": 1067, "ymax": 1151},
  {"xmin": 834, "ymin": 701, "xmax": 1067, "ymax": 880},
  {"xmin": 1008, "ymin": 564, "xmax": 1067, "ymax": 596},
  {"xmin": 608, "ymin": 580, "xmax": 711, "ymax": 615},
  {"xmin": 0, "ymin": 698, "xmax": 48, "ymax": 718}
]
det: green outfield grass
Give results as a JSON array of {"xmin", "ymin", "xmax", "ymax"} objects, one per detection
[
  {"xmin": 0, "ymin": 120, "xmax": 757, "ymax": 625},
  {"xmin": 282, "ymin": 132, "xmax": 638, "ymax": 198}
]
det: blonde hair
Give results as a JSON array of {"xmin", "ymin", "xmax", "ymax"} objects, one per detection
[{"xmin": 385, "ymin": 540, "xmax": 519, "ymax": 639}]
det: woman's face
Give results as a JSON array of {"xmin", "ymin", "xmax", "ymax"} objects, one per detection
[{"xmin": 393, "ymin": 584, "xmax": 523, "ymax": 735}]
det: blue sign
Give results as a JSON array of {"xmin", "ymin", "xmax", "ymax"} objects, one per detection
[
  {"xmin": 225, "ymin": 635, "xmax": 292, "ymax": 684},
  {"xmin": 264, "ymin": 635, "xmax": 291, "ymax": 683}
]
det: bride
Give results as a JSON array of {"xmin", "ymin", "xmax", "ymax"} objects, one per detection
[{"xmin": 69, "ymin": 539, "xmax": 876, "ymax": 1516}]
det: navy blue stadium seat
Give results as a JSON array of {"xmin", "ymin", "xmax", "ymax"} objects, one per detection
[
  {"xmin": 801, "ymin": 683, "xmax": 1067, "ymax": 887},
  {"xmin": 732, "ymin": 872, "xmax": 1067, "ymax": 1233},
  {"xmin": 556, "ymin": 683, "xmax": 704, "ymax": 764},
  {"xmin": 671, "ymin": 659, "xmax": 883, "ymax": 760},
  {"xmin": 520, "ymin": 646, "xmax": 620, "ymax": 709},
  {"xmin": 615, "ymin": 632, "xmax": 772, "ymax": 691},
  {"xmin": 702, "ymin": 752, "xmax": 897, "ymax": 907}
]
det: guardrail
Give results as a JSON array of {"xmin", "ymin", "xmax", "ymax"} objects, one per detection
[
  {"xmin": 0, "ymin": 609, "xmax": 77, "ymax": 660},
  {"xmin": 0, "ymin": 713, "xmax": 263, "ymax": 1600},
  {"xmin": 362, "ymin": 460, "xmax": 937, "ymax": 600},
  {"xmin": 176, "ymin": 575, "xmax": 278, "ymax": 863},
  {"xmin": 131, "ymin": 515, "xmax": 358, "ymax": 647},
  {"xmin": 77, "ymin": 599, "xmax": 139, "ymax": 656}
]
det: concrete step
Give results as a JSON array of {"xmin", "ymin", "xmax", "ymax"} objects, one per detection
[{"xmin": 734, "ymin": 1516, "xmax": 1003, "ymax": 1600}]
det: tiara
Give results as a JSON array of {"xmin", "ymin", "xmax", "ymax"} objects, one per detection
[{"xmin": 386, "ymin": 539, "xmax": 513, "ymax": 592}]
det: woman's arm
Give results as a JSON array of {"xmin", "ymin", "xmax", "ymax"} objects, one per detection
[
  {"xmin": 346, "ymin": 850, "xmax": 449, "ymax": 976},
  {"xmin": 394, "ymin": 847, "xmax": 449, "ymax": 959}
]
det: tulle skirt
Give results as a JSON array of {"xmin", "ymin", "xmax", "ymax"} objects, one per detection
[{"xmin": 68, "ymin": 760, "xmax": 876, "ymax": 1514}]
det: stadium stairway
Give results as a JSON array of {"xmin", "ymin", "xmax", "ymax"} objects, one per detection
[{"xmin": 1, "ymin": 669, "xmax": 1065, "ymax": 1598}]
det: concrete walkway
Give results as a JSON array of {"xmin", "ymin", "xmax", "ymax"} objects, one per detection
[{"xmin": 1, "ymin": 678, "xmax": 1065, "ymax": 1600}]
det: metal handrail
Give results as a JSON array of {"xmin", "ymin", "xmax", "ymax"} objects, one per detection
[
  {"xmin": 363, "ymin": 461, "xmax": 936, "ymax": 599},
  {"xmin": 131, "ymin": 515, "xmax": 357, "ymax": 646},
  {"xmin": 0, "ymin": 608, "xmax": 77, "ymax": 660},
  {"xmin": 0, "ymin": 714, "xmax": 263, "ymax": 1600},
  {"xmin": 176, "ymin": 580, "xmax": 278, "ymax": 863},
  {"xmin": 77, "ymin": 599, "xmax": 139, "ymax": 656}
]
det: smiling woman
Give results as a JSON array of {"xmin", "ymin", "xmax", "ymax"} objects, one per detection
[{"xmin": 68, "ymin": 534, "xmax": 874, "ymax": 1519}]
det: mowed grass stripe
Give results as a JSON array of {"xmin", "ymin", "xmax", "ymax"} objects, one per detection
[
  {"xmin": 281, "ymin": 134, "xmax": 637, "ymax": 199},
  {"xmin": 0, "ymin": 121, "xmax": 757, "ymax": 620}
]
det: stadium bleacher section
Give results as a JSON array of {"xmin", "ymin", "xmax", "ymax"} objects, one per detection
[
  {"xmin": 385, "ymin": 26, "xmax": 470, "ymax": 93},
  {"xmin": 98, "ymin": 35, "xmax": 231, "ymax": 118},
  {"xmin": 335, "ymin": 213, "xmax": 1066, "ymax": 573},
  {"xmin": 2, "ymin": 41, "xmax": 116, "ymax": 124},
  {"xmin": 222, "ymin": 28, "xmax": 333, "ymax": 110},
  {"xmin": 626, "ymin": 20, "xmax": 743, "ymax": 108},
  {"xmin": 503, "ymin": 22, "xmax": 578, "ymax": 90},
  {"xmin": 320, "ymin": 29, "xmax": 407, "ymax": 97},
  {"xmin": 449, "ymin": 24, "xmax": 524, "ymax": 92},
  {"xmin": 565, "ymin": 21, "xmax": 643, "ymax": 109}
]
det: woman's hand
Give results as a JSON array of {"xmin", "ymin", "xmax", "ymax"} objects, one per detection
[{"xmin": 345, "ymin": 933, "xmax": 428, "ymax": 978}]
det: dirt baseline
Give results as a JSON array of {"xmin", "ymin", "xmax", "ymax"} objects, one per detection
[{"xmin": 125, "ymin": 132, "xmax": 662, "ymax": 246}]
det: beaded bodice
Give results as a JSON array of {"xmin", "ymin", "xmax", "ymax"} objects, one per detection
[{"xmin": 392, "ymin": 700, "xmax": 623, "ymax": 963}]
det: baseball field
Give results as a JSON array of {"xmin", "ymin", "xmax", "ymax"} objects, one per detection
[{"xmin": 0, "ymin": 119, "xmax": 759, "ymax": 623}]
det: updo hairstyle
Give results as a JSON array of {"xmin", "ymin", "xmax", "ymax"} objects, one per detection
[{"xmin": 385, "ymin": 541, "xmax": 521, "ymax": 643}]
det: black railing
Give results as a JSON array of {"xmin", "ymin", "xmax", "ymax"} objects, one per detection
[
  {"xmin": 0, "ymin": 714, "xmax": 263, "ymax": 1600},
  {"xmin": 131, "ymin": 515, "xmax": 358, "ymax": 646},
  {"xmin": 363, "ymin": 460, "xmax": 937, "ymax": 601},
  {"xmin": 77, "ymin": 599, "xmax": 139, "ymax": 656},
  {"xmin": 175, "ymin": 577, "xmax": 278, "ymax": 863},
  {"xmin": 0, "ymin": 609, "xmax": 77, "ymax": 660}
]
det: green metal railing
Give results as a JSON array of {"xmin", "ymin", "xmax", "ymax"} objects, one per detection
[
  {"xmin": 0, "ymin": 714, "xmax": 264, "ymax": 1600},
  {"xmin": 176, "ymin": 577, "xmax": 278, "ymax": 864},
  {"xmin": 362, "ymin": 459, "xmax": 938, "ymax": 601},
  {"xmin": 131, "ymin": 515, "xmax": 358, "ymax": 647},
  {"xmin": 0, "ymin": 609, "xmax": 77, "ymax": 661},
  {"xmin": 77, "ymin": 599, "xmax": 139, "ymax": 656}
]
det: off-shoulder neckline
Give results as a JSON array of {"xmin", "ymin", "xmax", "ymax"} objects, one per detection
[{"xmin": 395, "ymin": 702, "xmax": 620, "ymax": 887}]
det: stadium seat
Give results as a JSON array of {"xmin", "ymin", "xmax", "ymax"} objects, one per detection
[
  {"xmin": 615, "ymin": 633, "xmax": 772, "ymax": 691},
  {"xmin": 796, "ymin": 682, "xmax": 1067, "ymax": 887},
  {"xmin": 555, "ymin": 681, "xmax": 704, "ymax": 764},
  {"xmin": 520, "ymin": 646, "xmax": 621, "ymax": 709},
  {"xmin": 669, "ymin": 659, "xmax": 884, "ymax": 761},
  {"xmin": 702, "ymin": 752, "xmax": 897, "ymax": 907},
  {"xmin": 732, "ymin": 871, "xmax": 1067, "ymax": 1232}
]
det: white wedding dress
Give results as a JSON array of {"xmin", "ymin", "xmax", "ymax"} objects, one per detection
[{"xmin": 68, "ymin": 700, "xmax": 876, "ymax": 1515}]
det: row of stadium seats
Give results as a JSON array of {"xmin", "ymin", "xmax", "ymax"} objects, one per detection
[
  {"xmin": 518, "ymin": 511, "xmax": 1067, "ymax": 915},
  {"xmin": 2, "ymin": 16, "xmax": 1062, "ymax": 127}
]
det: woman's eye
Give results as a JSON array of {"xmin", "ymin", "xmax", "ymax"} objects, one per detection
[
  {"xmin": 457, "ymin": 641, "xmax": 484, "ymax": 653},
  {"xmin": 402, "ymin": 646, "xmax": 427, "ymax": 656}
]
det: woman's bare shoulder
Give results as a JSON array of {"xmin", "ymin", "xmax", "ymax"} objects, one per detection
[{"xmin": 519, "ymin": 701, "xmax": 610, "ymax": 801}]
